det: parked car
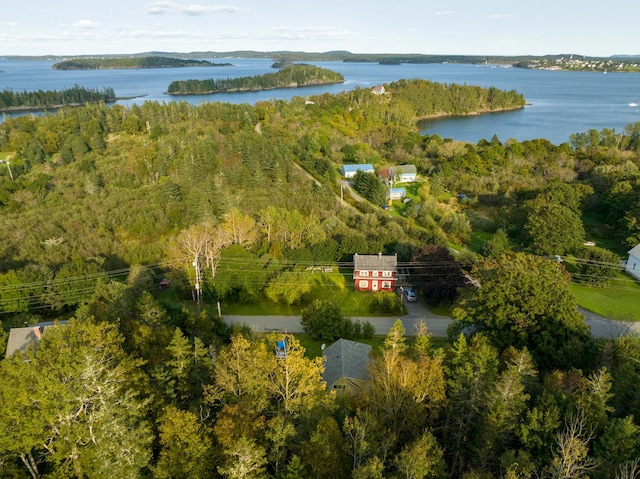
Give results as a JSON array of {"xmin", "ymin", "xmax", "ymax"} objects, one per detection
[{"xmin": 403, "ymin": 287, "xmax": 417, "ymax": 302}]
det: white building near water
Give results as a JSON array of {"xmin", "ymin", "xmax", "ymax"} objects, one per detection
[{"xmin": 626, "ymin": 243, "xmax": 640, "ymax": 280}]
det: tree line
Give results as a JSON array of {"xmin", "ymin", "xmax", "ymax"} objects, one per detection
[
  {"xmin": 52, "ymin": 56, "xmax": 225, "ymax": 70},
  {"xmin": 166, "ymin": 64, "xmax": 345, "ymax": 94},
  {"xmin": 0, "ymin": 85, "xmax": 116, "ymax": 111}
]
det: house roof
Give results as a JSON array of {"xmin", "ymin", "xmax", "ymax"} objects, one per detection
[
  {"xmin": 353, "ymin": 253, "xmax": 397, "ymax": 272},
  {"xmin": 322, "ymin": 338, "xmax": 372, "ymax": 388},
  {"xmin": 341, "ymin": 164, "xmax": 375, "ymax": 173},
  {"xmin": 394, "ymin": 164, "xmax": 417, "ymax": 175},
  {"xmin": 5, "ymin": 322, "xmax": 64, "ymax": 358},
  {"xmin": 629, "ymin": 243, "xmax": 640, "ymax": 258}
]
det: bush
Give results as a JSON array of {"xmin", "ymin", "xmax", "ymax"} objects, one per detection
[
  {"xmin": 300, "ymin": 299, "xmax": 352, "ymax": 342},
  {"xmin": 369, "ymin": 291, "xmax": 404, "ymax": 315},
  {"xmin": 361, "ymin": 321, "xmax": 375, "ymax": 339}
]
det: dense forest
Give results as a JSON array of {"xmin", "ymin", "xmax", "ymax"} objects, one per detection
[
  {"xmin": 52, "ymin": 56, "xmax": 228, "ymax": 70},
  {"xmin": 166, "ymin": 64, "xmax": 345, "ymax": 94},
  {"xmin": 1, "ymin": 76, "xmax": 640, "ymax": 478},
  {"xmin": 0, "ymin": 85, "xmax": 116, "ymax": 111}
]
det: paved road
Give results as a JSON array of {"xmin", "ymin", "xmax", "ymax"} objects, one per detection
[
  {"xmin": 223, "ymin": 303, "xmax": 640, "ymax": 339},
  {"xmin": 579, "ymin": 307, "xmax": 640, "ymax": 339}
]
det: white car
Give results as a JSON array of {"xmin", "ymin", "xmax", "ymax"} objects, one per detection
[{"xmin": 403, "ymin": 288, "xmax": 417, "ymax": 302}]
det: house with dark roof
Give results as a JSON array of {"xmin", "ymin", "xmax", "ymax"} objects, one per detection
[
  {"xmin": 626, "ymin": 243, "xmax": 640, "ymax": 280},
  {"xmin": 322, "ymin": 338, "xmax": 372, "ymax": 394},
  {"xmin": 4, "ymin": 322, "xmax": 64, "ymax": 358},
  {"xmin": 353, "ymin": 253, "xmax": 397, "ymax": 292}
]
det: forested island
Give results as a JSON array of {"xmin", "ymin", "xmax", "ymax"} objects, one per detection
[
  {"xmin": 0, "ymin": 85, "xmax": 116, "ymax": 112},
  {"xmin": 1, "ymin": 76, "xmax": 640, "ymax": 479},
  {"xmin": 166, "ymin": 64, "xmax": 345, "ymax": 95},
  {"xmin": 52, "ymin": 56, "xmax": 230, "ymax": 70},
  {"xmin": 5, "ymin": 50, "xmax": 640, "ymax": 72}
]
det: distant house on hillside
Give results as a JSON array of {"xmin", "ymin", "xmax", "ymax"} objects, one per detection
[
  {"xmin": 626, "ymin": 243, "xmax": 640, "ymax": 280},
  {"xmin": 353, "ymin": 253, "xmax": 397, "ymax": 292},
  {"xmin": 371, "ymin": 85, "xmax": 385, "ymax": 95},
  {"xmin": 341, "ymin": 164, "xmax": 375, "ymax": 179},
  {"xmin": 392, "ymin": 164, "xmax": 417, "ymax": 182},
  {"xmin": 387, "ymin": 187, "xmax": 406, "ymax": 201},
  {"xmin": 323, "ymin": 338, "xmax": 372, "ymax": 394}
]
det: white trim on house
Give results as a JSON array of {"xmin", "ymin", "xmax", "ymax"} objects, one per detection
[{"xmin": 626, "ymin": 243, "xmax": 640, "ymax": 280}]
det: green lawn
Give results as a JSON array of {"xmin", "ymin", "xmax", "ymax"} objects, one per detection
[
  {"xmin": 580, "ymin": 213, "xmax": 627, "ymax": 256},
  {"xmin": 570, "ymin": 277, "xmax": 640, "ymax": 321},
  {"xmin": 219, "ymin": 268, "xmax": 398, "ymax": 317}
]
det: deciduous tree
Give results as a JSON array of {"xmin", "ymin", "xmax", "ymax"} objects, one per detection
[{"xmin": 453, "ymin": 253, "xmax": 592, "ymax": 370}]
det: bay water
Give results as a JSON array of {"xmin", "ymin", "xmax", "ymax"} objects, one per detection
[{"xmin": 1, "ymin": 57, "xmax": 639, "ymax": 145}]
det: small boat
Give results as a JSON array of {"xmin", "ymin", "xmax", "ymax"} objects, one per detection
[{"xmin": 630, "ymin": 102, "xmax": 639, "ymax": 107}]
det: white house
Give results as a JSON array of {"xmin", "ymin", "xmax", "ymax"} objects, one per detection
[
  {"xmin": 371, "ymin": 85, "xmax": 385, "ymax": 95},
  {"xmin": 626, "ymin": 243, "xmax": 640, "ymax": 280},
  {"xmin": 392, "ymin": 165, "xmax": 417, "ymax": 182},
  {"xmin": 387, "ymin": 187, "xmax": 406, "ymax": 200},
  {"xmin": 341, "ymin": 164, "xmax": 375, "ymax": 179}
]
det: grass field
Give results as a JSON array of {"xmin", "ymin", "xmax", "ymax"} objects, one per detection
[
  {"xmin": 220, "ymin": 268, "xmax": 396, "ymax": 317},
  {"xmin": 570, "ymin": 279, "xmax": 640, "ymax": 321}
]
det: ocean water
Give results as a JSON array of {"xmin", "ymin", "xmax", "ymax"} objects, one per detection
[{"xmin": 1, "ymin": 57, "xmax": 639, "ymax": 144}]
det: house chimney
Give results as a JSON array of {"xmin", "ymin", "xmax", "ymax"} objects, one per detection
[{"xmin": 378, "ymin": 252, "xmax": 382, "ymax": 258}]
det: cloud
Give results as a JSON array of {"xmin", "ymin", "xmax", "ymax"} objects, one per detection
[
  {"xmin": 73, "ymin": 20, "xmax": 99, "ymax": 29},
  {"xmin": 2, "ymin": 22, "xmax": 17, "ymax": 27},
  {"xmin": 147, "ymin": 1, "xmax": 247, "ymax": 16},
  {"xmin": 434, "ymin": 11, "xmax": 454, "ymax": 16}
]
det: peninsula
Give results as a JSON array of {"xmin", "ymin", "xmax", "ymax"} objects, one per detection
[
  {"xmin": 52, "ymin": 56, "xmax": 231, "ymax": 70},
  {"xmin": 0, "ymin": 85, "xmax": 117, "ymax": 113},
  {"xmin": 166, "ymin": 64, "xmax": 344, "ymax": 95}
]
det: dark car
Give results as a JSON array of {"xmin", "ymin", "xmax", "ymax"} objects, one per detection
[{"xmin": 403, "ymin": 287, "xmax": 417, "ymax": 302}]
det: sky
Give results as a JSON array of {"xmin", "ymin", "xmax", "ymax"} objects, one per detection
[{"xmin": 2, "ymin": 0, "xmax": 639, "ymax": 57}]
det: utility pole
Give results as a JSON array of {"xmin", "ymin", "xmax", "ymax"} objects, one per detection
[
  {"xmin": 0, "ymin": 160, "xmax": 13, "ymax": 181},
  {"xmin": 193, "ymin": 252, "xmax": 202, "ymax": 305}
]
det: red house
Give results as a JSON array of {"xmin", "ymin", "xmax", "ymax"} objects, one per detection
[{"xmin": 353, "ymin": 253, "xmax": 397, "ymax": 292}]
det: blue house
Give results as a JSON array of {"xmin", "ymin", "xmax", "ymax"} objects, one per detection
[
  {"xmin": 341, "ymin": 164, "xmax": 375, "ymax": 179},
  {"xmin": 387, "ymin": 187, "xmax": 406, "ymax": 200}
]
